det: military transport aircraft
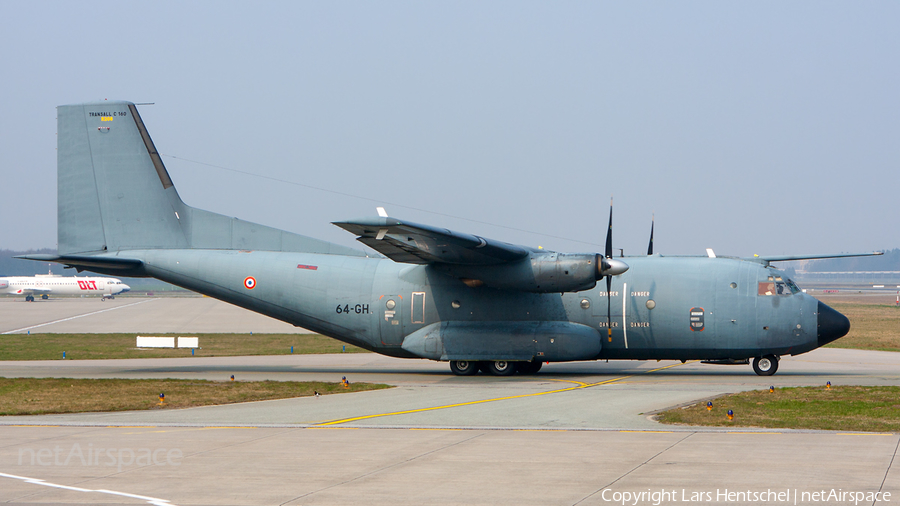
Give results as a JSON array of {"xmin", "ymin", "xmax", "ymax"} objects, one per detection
[
  {"xmin": 0, "ymin": 271, "xmax": 129, "ymax": 301},
  {"xmin": 20, "ymin": 101, "xmax": 881, "ymax": 376}
]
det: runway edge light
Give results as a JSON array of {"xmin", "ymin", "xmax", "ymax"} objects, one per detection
[
  {"xmin": 706, "ymin": 401, "xmax": 713, "ymax": 411},
  {"xmin": 727, "ymin": 409, "xmax": 734, "ymax": 421}
]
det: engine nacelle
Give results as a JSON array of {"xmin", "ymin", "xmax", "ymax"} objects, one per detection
[
  {"xmin": 527, "ymin": 252, "xmax": 600, "ymax": 292},
  {"xmin": 439, "ymin": 252, "xmax": 609, "ymax": 293}
]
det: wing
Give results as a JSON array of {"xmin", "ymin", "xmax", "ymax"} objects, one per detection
[
  {"xmin": 17, "ymin": 287, "xmax": 51, "ymax": 295},
  {"xmin": 332, "ymin": 217, "xmax": 532, "ymax": 265},
  {"xmin": 755, "ymin": 252, "xmax": 884, "ymax": 263}
]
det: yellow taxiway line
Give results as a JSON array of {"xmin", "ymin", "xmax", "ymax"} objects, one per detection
[{"xmin": 313, "ymin": 361, "xmax": 695, "ymax": 427}]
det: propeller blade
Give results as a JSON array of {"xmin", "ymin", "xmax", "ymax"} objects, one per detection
[
  {"xmin": 604, "ymin": 198, "xmax": 615, "ymax": 341},
  {"xmin": 605, "ymin": 198, "xmax": 613, "ymax": 259},
  {"xmin": 606, "ymin": 275, "xmax": 612, "ymax": 340},
  {"xmin": 647, "ymin": 214, "xmax": 654, "ymax": 255}
]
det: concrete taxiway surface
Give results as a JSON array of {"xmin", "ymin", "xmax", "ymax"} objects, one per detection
[
  {"xmin": 0, "ymin": 296, "xmax": 311, "ymax": 334},
  {"xmin": 1, "ymin": 348, "xmax": 899, "ymax": 429},
  {"xmin": 0, "ymin": 297, "xmax": 897, "ymax": 504}
]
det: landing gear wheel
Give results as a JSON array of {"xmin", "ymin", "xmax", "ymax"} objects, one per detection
[
  {"xmin": 752, "ymin": 355, "xmax": 779, "ymax": 376},
  {"xmin": 41, "ymin": 294, "xmax": 49, "ymax": 300},
  {"xmin": 25, "ymin": 295, "xmax": 34, "ymax": 302},
  {"xmin": 449, "ymin": 360, "xmax": 479, "ymax": 376},
  {"xmin": 517, "ymin": 360, "xmax": 543, "ymax": 375},
  {"xmin": 486, "ymin": 360, "xmax": 517, "ymax": 376}
]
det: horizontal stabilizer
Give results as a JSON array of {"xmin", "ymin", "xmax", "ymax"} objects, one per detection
[{"xmin": 16, "ymin": 254, "xmax": 143, "ymax": 272}]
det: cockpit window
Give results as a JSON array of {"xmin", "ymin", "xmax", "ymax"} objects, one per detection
[
  {"xmin": 774, "ymin": 276, "xmax": 788, "ymax": 295},
  {"xmin": 759, "ymin": 276, "xmax": 800, "ymax": 296},
  {"xmin": 785, "ymin": 278, "xmax": 801, "ymax": 294},
  {"xmin": 758, "ymin": 281, "xmax": 775, "ymax": 296}
]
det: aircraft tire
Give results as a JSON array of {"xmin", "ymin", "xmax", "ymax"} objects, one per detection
[
  {"xmin": 449, "ymin": 360, "xmax": 479, "ymax": 376},
  {"xmin": 25, "ymin": 295, "xmax": 34, "ymax": 302},
  {"xmin": 517, "ymin": 360, "xmax": 543, "ymax": 375},
  {"xmin": 41, "ymin": 294, "xmax": 49, "ymax": 300},
  {"xmin": 752, "ymin": 355, "xmax": 779, "ymax": 376},
  {"xmin": 486, "ymin": 360, "xmax": 517, "ymax": 376}
]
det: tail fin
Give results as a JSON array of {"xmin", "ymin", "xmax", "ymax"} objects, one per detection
[
  {"xmin": 58, "ymin": 102, "xmax": 187, "ymax": 254},
  {"xmin": 57, "ymin": 101, "xmax": 362, "ymax": 257}
]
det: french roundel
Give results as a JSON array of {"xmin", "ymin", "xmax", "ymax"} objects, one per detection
[{"xmin": 243, "ymin": 276, "xmax": 257, "ymax": 290}]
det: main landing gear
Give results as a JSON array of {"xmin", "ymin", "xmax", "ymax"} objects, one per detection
[
  {"xmin": 449, "ymin": 360, "xmax": 544, "ymax": 376},
  {"xmin": 25, "ymin": 295, "xmax": 35, "ymax": 302},
  {"xmin": 752, "ymin": 355, "xmax": 779, "ymax": 376}
]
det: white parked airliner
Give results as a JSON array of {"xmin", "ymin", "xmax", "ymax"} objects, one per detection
[{"xmin": 0, "ymin": 272, "xmax": 130, "ymax": 301}]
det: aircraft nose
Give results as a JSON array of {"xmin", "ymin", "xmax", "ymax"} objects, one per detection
[
  {"xmin": 817, "ymin": 300, "xmax": 850, "ymax": 347},
  {"xmin": 122, "ymin": 284, "xmax": 131, "ymax": 293}
]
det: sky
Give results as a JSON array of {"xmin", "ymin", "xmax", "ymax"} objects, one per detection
[{"xmin": 1, "ymin": 2, "xmax": 897, "ymax": 258}]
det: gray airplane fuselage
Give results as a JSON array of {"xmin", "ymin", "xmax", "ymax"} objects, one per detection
[{"xmin": 96, "ymin": 248, "xmax": 828, "ymax": 363}]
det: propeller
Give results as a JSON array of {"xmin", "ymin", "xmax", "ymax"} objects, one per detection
[
  {"xmin": 647, "ymin": 213, "xmax": 654, "ymax": 255},
  {"xmin": 599, "ymin": 198, "xmax": 629, "ymax": 342}
]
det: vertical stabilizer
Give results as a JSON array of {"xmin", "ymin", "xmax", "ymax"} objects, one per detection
[
  {"xmin": 56, "ymin": 101, "xmax": 364, "ymax": 257},
  {"xmin": 57, "ymin": 102, "xmax": 188, "ymax": 254}
]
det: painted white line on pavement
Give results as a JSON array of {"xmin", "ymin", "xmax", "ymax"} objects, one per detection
[
  {"xmin": 1, "ymin": 298, "xmax": 159, "ymax": 334},
  {"xmin": 0, "ymin": 471, "xmax": 176, "ymax": 506}
]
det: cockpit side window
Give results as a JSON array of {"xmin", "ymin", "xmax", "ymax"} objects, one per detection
[
  {"xmin": 774, "ymin": 276, "xmax": 789, "ymax": 295},
  {"xmin": 758, "ymin": 276, "xmax": 775, "ymax": 296}
]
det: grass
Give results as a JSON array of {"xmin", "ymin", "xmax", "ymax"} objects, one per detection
[
  {"xmin": 0, "ymin": 333, "xmax": 369, "ymax": 361},
  {"xmin": 0, "ymin": 377, "xmax": 391, "ymax": 416},
  {"xmin": 824, "ymin": 302, "xmax": 900, "ymax": 352},
  {"xmin": 656, "ymin": 385, "xmax": 900, "ymax": 432}
]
